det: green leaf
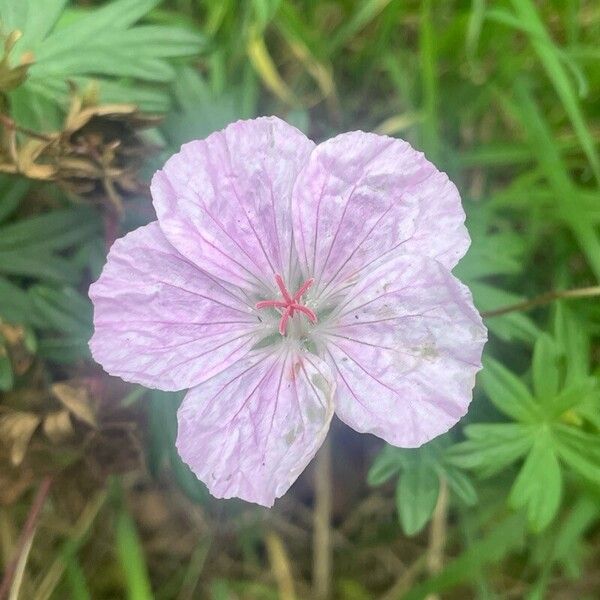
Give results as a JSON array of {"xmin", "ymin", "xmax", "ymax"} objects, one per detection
[
  {"xmin": 554, "ymin": 425, "xmax": 600, "ymax": 485},
  {"xmin": 64, "ymin": 554, "xmax": 92, "ymax": 600},
  {"xmin": 509, "ymin": 430, "xmax": 562, "ymax": 531},
  {"xmin": 367, "ymin": 445, "xmax": 403, "ymax": 486},
  {"xmin": 29, "ymin": 285, "xmax": 92, "ymax": 336},
  {"xmin": 510, "ymin": 80, "xmax": 600, "ymax": 280},
  {"xmin": 554, "ymin": 304, "xmax": 589, "ymax": 385},
  {"xmin": 396, "ymin": 462, "xmax": 439, "ymax": 536},
  {"xmin": 37, "ymin": 336, "xmax": 90, "ymax": 364},
  {"xmin": 480, "ymin": 357, "xmax": 540, "ymax": 422},
  {"xmin": 547, "ymin": 379, "xmax": 595, "ymax": 419},
  {"xmin": 470, "ymin": 282, "xmax": 540, "ymax": 343},
  {"xmin": 149, "ymin": 391, "xmax": 207, "ymax": 503},
  {"xmin": 0, "ymin": 345, "xmax": 14, "ymax": 391},
  {"xmin": 400, "ymin": 514, "xmax": 526, "ymax": 600},
  {"xmin": 449, "ymin": 423, "xmax": 535, "ymax": 477},
  {"xmin": 0, "ymin": 176, "xmax": 29, "ymax": 224},
  {"xmin": 532, "ymin": 334, "xmax": 560, "ymax": 401},
  {"xmin": 0, "ymin": 275, "xmax": 43, "ymax": 326},
  {"xmin": 115, "ymin": 504, "xmax": 154, "ymax": 600},
  {"xmin": 0, "ymin": 207, "xmax": 99, "ymax": 251},
  {"xmin": 508, "ymin": 0, "xmax": 600, "ymax": 183},
  {"xmin": 8, "ymin": 0, "xmax": 205, "ymax": 126},
  {"xmin": 0, "ymin": 249, "xmax": 78, "ymax": 283},
  {"xmin": 441, "ymin": 465, "xmax": 478, "ymax": 506},
  {"xmin": 418, "ymin": 0, "xmax": 440, "ymax": 161}
]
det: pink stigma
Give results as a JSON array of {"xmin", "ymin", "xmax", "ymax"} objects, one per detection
[{"xmin": 256, "ymin": 274, "xmax": 317, "ymax": 335}]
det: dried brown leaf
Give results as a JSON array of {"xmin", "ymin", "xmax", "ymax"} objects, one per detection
[
  {"xmin": 51, "ymin": 382, "xmax": 98, "ymax": 429},
  {"xmin": 0, "ymin": 30, "xmax": 34, "ymax": 93},
  {"xmin": 43, "ymin": 410, "xmax": 74, "ymax": 444},
  {"xmin": 0, "ymin": 411, "xmax": 40, "ymax": 466}
]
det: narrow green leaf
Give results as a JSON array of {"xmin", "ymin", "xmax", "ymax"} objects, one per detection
[
  {"xmin": 0, "ymin": 275, "xmax": 42, "ymax": 326},
  {"xmin": 29, "ymin": 285, "xmax": 92, "ymax": 336},
  {"xmin": 149, "ymin": 391, "xmax": 207, "ymax": 503},
  {"xmin": 0, "ymin": 176, "xmax": 29, "ymax": 224},
  {"xmin": 548, "ymin": 379, "xmax": 595, "ymax": 419},
  {"xmin": 36, "ymin": 0, "xmax": 161, "ymax": 61},
  {"xmin": 481, "ymin": 357, "xmax": 540, "ymax": 422},
  {"xmin": 64, "ymin": 555, "xmax": 92, "ymax": 600},
  {"xmin": 396, "ymin": 463, "xmax": 439, "ymax": 536},
  {"xmin": 449, "ymin": 423, "xmax": 535, "ymax": 477},
  {"xmin": 367, "ymin": 445, "xmax": 403, "ymax": 486},
  {"xmin": 554, "ymin": 425, "xmax": 600, "ymax": 485},
  {"xmin": 37, "ymin": 337, "xmax": 90, "ymax": 363},
  {"xmin": 0, "ymin": 207, "xmax": 98, "ymax": 251},
  {"xmin": 327, "ymin": 0, "xmax": 394, "ymax": 53},
  {"xmin": 115, "ymin": 505, "xmax": 154, "ymax": 600},
  {"xmin": 531, "ymin": 334, "xmax": 560, "ymax": 401},
  {"xmin": 0, "ymin": 346, "xmax": 14, "ymax": 391},
  {"xmin": 554, "ymin": 304, "xmax": 589, "ymax": 385},
  {"xmin": 509, "ymin": 0, "xmax": 600, "ymax": 183},
  {"xmin": 418, "ymin": 0, "xmax": 439, "ymax": 160},
  {"xmin": 509, "ymin": 431, "xmax": 562, "ymax": 531},
  {"xmin": 401, "ymin": 514, "xmax": 526, "ymax": 600},
  {"xmin": 441, "ymin": 465, "xmax": 478, "ymax": 506},
  {"xmin": 0, "ymin": 249, "xmax": 78, "ymax": 283}
]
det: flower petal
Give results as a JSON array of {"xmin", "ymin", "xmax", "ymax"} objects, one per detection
[
  {"xmin": 320, "ymin": 254, "xmax": 486, "ymax": 447},
  {"xmin": 89, "ymin": 222, "xmax": 260, "ymax": 391},
  {"xmin": 291, "ymin": 132, "xmax": 469, "ymax": 299},
  {"xmin": 151, "ymin": 117, "xmax": 315, "ymax": 292},
  {"xmin": 176, "ymin": 348, "xmax": 335, "ymax": 506}
]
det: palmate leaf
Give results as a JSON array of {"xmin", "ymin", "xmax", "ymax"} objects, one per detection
[
  {"xmin": 161, "ymin": 66, "xmax": 257, "ymax": 151},
  {"xmin": 0, "ymin": 197, "xmax": 100, "ymax": 361},
  {"xmin": 0, "ymin": 204, "xmax": 100, "ymax": 286},
  {"xmin": 368, "ymin": 436, "xmax": 478, "ymax": 536},
  {"xmin": 449, "ymin": 423, "xmax": 535, "ymax": 478},
  {"xmin": 480, "ymin": 357, "xmax": 540, "ymax": 422},
  {"xmin": 453, "ymin": 317, "xmax": 599, "ymax": 530},
  {"xmin": 3, "ymin": 0, "xmax": 206, "ymax": 127}
]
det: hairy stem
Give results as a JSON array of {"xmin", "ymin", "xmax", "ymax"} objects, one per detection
[{"xmin": 481, "ymin": 286, "xmax": 600, "ymax": 318}]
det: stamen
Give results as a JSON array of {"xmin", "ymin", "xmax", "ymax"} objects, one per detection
[
  {"xmin": 255, "ymin": 274, "xmax": 317, "ymax": 335},
  {"xmin": 275, "ymin": 274, "xmax": 294, "ymax": 304},
  {"xmin": 293, "ymin": 277, "xmax": 314, "ymax": 302}
]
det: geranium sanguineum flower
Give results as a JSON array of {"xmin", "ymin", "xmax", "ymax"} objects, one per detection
[{"xmin": 89, "ymin": 117, "xmax": 487, "ymax": 506}]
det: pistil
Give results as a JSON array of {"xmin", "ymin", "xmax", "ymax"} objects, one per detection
[{"xmin": 256, "ymin": 274, "xmax": 317, "ymax": 335}]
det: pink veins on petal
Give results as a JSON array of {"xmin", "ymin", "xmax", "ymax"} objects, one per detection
[{"xmin": 256, "ymin": 274, "xmax": 317, "ymax": 335}]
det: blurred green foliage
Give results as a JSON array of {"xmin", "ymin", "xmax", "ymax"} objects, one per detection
[{"xmin": 1, "ymin": 0, "xmax": 599, "ymax": 598}]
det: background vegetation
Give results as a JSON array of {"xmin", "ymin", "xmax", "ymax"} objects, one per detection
[{"xmin": 0, "ymin": 0, "xmax": 599, "ymax": 598}]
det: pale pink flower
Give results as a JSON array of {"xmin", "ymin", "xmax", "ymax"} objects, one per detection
[{"xmin": 89, "ymin": 117, "xmax": 487, "ymax": 506}]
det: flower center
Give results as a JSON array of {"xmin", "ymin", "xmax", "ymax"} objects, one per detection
[{"xmin": 256, "ymin": 274, "xmax": 317, "ymax": 335}]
